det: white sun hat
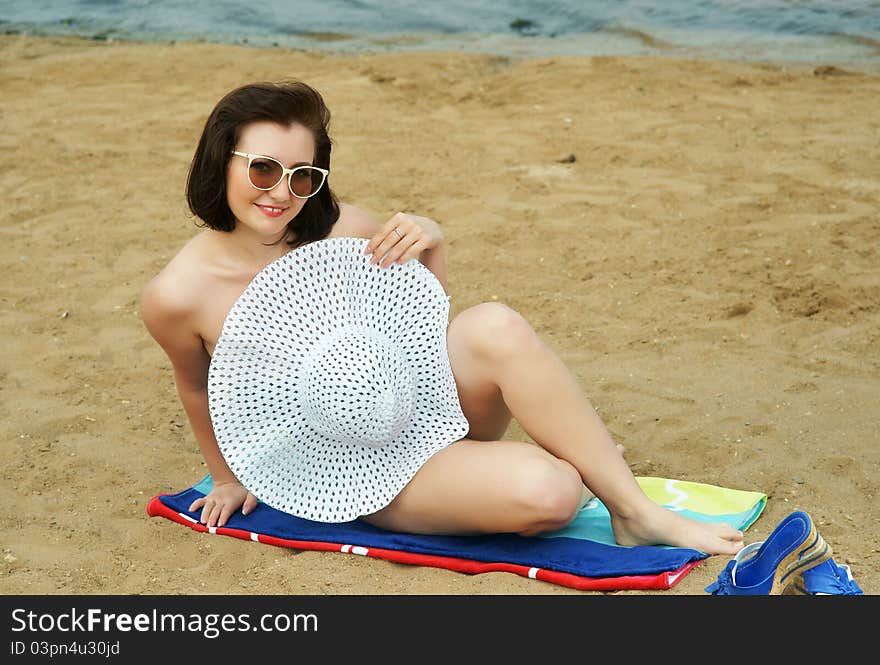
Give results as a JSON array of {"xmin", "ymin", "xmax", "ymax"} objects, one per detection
[{"xmin": 207, "ymin": 236, "xmax": 470, "ymax": 523}]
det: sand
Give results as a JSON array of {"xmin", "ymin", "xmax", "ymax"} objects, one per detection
[{"xmin": 1, "ymin": 35, "xmax": 877, "ymax": 596}]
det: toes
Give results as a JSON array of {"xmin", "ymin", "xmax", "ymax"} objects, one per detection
[
  {"xmin": 722, "ymin": 539, "xmax": 745, "ymax": 554},
  {"xmin": 722, "ymin": 525, "xmax": 745, "ymax": 542}
]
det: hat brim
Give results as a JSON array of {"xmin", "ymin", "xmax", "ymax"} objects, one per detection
[{"xmin": 208, "ymin": 237, "xmax": 470, "ymax": 523}]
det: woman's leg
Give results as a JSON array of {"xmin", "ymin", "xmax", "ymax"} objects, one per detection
[
  {"xmin": 439, "ymin": 302, "xmax": 744, "ymax": 555},
  {"xmin": 364, "ymin": 304, "xmax": 597, "ymax": 536},
  {"xmin": 363, "ymin": 438, "xmax": 585, "ymax": 536}
]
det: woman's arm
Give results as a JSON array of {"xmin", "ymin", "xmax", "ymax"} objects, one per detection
[
  {"xmin": 416, "ymin": 242, "xmax": 447, "ymax": 293},
  {"xmin": 345, "ymin": 207, "xmax": 448, "ymax": 292},
  {"xmin": 140, "ymin": 277, "xmax": 257, "ymax": 527}
]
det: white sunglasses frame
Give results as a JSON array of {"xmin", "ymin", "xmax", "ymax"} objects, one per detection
[{"xmin": 232, "ymin": 151, "xmax": 329, "ymax": 199}]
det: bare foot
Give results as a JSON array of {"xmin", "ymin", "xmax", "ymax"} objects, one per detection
[{"xmin": 611, "ymin": 501, "xmax": 745, "ymax": 555}]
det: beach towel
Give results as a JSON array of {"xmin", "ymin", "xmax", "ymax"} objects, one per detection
[{"xmin": 147, "ymin": 476, "xmax": 766, "ymax": 591}]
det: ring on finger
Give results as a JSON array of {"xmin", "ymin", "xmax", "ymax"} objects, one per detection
[{"xmin": 393, "ymin": 227, "xmax": 404, "ymax": 239}]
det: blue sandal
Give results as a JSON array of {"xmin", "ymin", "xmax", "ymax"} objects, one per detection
[
  {"xmin": 706, "ymin": 510, "xmax": 832, "ymax": 595},
  {"xmin": 784, "ymin": 558, "xmax": 863, "ymax": 595}
]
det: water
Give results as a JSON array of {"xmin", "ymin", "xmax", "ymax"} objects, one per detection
[{"xmin": 2, "ymin": 1, "xmax": 880, "ymax": 65}]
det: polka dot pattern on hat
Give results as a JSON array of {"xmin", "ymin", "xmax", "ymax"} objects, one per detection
[{"xmin": 207, "ymin": 237, "xmax": 470, "ymax": 523}]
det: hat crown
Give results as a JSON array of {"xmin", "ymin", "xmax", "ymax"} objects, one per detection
[{"xmin": 303, "ymin": 326, "xmax": 415, "ymax": 448}]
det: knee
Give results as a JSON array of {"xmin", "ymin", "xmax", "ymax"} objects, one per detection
[
  {"xmin": 458, "ymin": 302, "xmax": 538, "ymax": 362},
  {"xmin": 514, "ymin": 457, "xmax": 583, "ymax": 534}
]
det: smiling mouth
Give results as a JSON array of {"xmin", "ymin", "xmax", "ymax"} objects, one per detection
[{"xmin": 255, "ymin": 204, "xmax": 288, "ymax": 217}]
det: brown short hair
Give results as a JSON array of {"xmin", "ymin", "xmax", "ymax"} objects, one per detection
[{"xmin": 186, "ymin": 80, "xmax": 339, "ymax": 246}]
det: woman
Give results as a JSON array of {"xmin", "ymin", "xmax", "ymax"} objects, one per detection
[{"xmin": 141, "ymin": 80, "xmax": 744, "ymax": 555}]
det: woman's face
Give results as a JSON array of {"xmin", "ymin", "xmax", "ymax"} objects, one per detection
[{"xmin": 226, "ymin": 120, "xmax": 317, "ymax": 239}]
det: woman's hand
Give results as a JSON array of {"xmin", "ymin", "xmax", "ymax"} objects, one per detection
[
  {"xmin": 364, "ymin": 212, "xmax": 443, "ymax": 268},
  {"xmin": 188, "ymin": 479, "xmax": 258, "ymax": 528}
]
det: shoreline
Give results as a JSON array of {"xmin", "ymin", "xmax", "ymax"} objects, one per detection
[{"xmin": 3, "ymin": 30, "xmax": 880, "ymax": 70}]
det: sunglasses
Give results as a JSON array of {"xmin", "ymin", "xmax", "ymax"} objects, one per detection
[{"xmin": 232, "ymin": 151, "xmax": 329, "ymax": 199}]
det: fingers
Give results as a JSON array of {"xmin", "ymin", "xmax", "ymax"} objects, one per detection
[
  {"xmin": 243, "ymin": 493, "xmax": 259, "ymax": 516},
  {"xmin": 365, "ymin": 214, "xmax": 425, "ymax": 268},
  {"xmin": 217, "ymin": 505, "xmax": 235, "ymax": 528},
  {"xmin": 203, "ymin": 500, "xmax": 221, "ymax": 528},
  {"xmin": 380, "ymin": 234, "xmax": 423, "ymax": 267},
  {"xmin": 189, "ymin": 496, "xmax": 222, "ymax": 528},
  {"xmin": 189, "ymin": 493, "xmax": 258, "ymax": 527}
]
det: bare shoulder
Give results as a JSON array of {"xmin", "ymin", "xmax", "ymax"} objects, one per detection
[
  {"xmin": 330, "ymin": 202, "xmax": 382, "ymax": 239},
  {"xmin": 139, "ymin": 235, "xmax": 208, "ymax": 345}
]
